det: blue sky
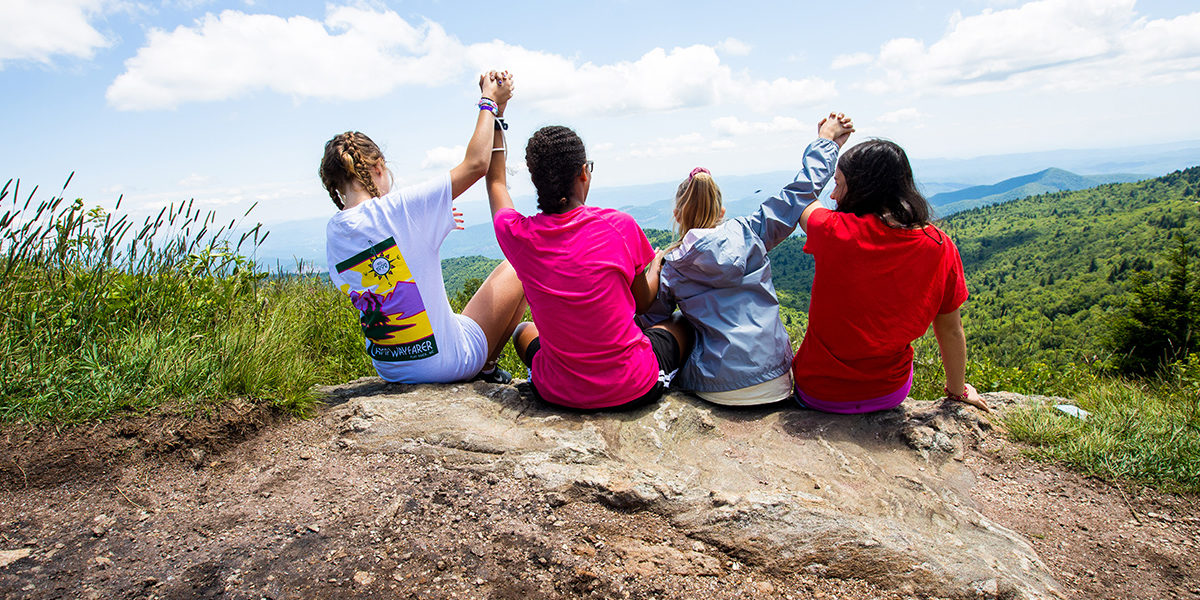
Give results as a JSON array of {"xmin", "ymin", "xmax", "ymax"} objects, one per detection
[{"xmin": 2, "ymin": 0, "xmax": 1198, "ymax": 227}]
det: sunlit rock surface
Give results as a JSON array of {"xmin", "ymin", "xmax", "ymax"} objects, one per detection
[{"xmin": 320, "ymin": 380, "xmax": 1062, "ymax": 599}]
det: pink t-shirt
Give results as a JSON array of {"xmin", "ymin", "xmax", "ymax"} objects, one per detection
[{"xmin": 494, "ymin": 205, "xmax": 658, "ymax": 409}]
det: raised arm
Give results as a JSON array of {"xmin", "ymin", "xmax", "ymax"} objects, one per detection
[
  {"xmin": 450, "ymin": 71, "xmax": 514, "ymax": 199},
  {"xmin": 798, "ymin": 113, "xmax": 853, "ymax": 234},
  {"xmin": 932, "ymin": 309, "xmax": 989, "ymax": 412},
  {"xmin": 484, "ymin": 72, "xmax": 516, "ymax": 216},
  {"xmin": 747, "ymin": 113, "xmax": 854, "ymax": 249}
]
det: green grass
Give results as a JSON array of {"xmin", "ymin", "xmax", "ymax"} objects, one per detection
[
  {"xmin": 5, "ymin": 174, "xmax": 1200, "ymax": 495},
  {"xmin": 0, "ymin": 176, "xmax": 372, "ymax": 424},
  {"xmin": 1004, "ymin": 364, "xmax": 1200, "ymax": 493},
  {"xmin": 2, "ymin": 274, "xmax": 372, "ymax": 423}
]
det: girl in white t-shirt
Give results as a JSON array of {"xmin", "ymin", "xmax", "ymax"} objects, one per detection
[{"xmin": 321, "ymin": 71, "xmax": 526, "ymax": 384}]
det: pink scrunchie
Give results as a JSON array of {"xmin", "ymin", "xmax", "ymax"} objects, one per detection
[{"xmin": 689, "ymin": 167, "xmax": 710, "ymax": 180}]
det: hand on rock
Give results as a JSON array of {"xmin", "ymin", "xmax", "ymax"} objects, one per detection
[{"xmin": 949, "ymin": 383, "xmax": 989, "ymax": 412}]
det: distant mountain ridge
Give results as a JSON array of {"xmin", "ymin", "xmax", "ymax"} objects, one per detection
[
  {"xmin": 764, "ymin": 165, "xmax": 1200, "ymax": 367},
  {"xmin": 930, "ymin": 168, "xmax": 1145, "ymax": 216},
  {"xmin": 256, "ymin": 165, "xmax": 1150, "ymax": 266},
  {"xmin": 440, "ymin": 166, "xmax": 1200, "ymax": 368},
  {"xmin": 252, "ymin": 140, "xmax": 1200, "ymax": 268}
]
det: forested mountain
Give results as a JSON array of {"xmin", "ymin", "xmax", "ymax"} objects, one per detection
[
  {"xmin": 441, "ymin": 255, "xmax": 501, "ymax": 298},
  {"xmin": 944, "ymin": 167, "xmax": 1199, "ymax": 364},
  {"xmin": 765, "ymin": 166, "xmax": 1200, "ymax": 366},
  {"xmin": 929, "ymin": 168, "xmax": 1144, "ymax": 216},
  {"xmin": 440, "ymin": 167, "xmax": 1200, "ymax": 368}
]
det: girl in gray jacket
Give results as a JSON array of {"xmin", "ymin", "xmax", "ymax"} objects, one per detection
[{"xmin": 640, "ymin": 113, "xmax": 853, "ymax": 405}]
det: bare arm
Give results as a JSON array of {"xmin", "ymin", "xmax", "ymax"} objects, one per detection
[
  {"xmin": 631, "ymin": 250, "xmax": 666, "ymax": 314},
  {"xmin": 483, "ymin": 72, "xmax": 516, "ymax": 216},
  {"xmin": 932, "ymin": 309, "xmax": 988, "ymax": 411},
  {"xmin": 798, "ymin": 113, "xmax": 854, "ymax": 234},
  {"xmin": 797, "ymin": 201, "xmax": 826, "ymax": 235},
  {"xmin": 450, "ymin": 71, "xmax": 514, "ymax": 199}
]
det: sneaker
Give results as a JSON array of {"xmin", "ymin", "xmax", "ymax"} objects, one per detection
[{"xmin": 472, "ymin": 366, "xmax": 512, "ymax": 384}]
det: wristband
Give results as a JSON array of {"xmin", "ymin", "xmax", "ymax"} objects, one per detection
[
  {"xmin": 478, "ymin": 97, "xmax": 498, "ymax": 114},
  {"xmin": 492, "ymin": 116, "xmax": 508, "ymax": 154}
]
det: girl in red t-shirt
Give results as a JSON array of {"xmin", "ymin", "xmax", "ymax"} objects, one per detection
[{"xmin": 791, "ymin": 139, "xmax": 988, "ymax": 413}]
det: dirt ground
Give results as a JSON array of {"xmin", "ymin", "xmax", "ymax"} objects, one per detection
[{"xmin": 1, "ymin": 394, "xmax": 1197, "ymax": 600}]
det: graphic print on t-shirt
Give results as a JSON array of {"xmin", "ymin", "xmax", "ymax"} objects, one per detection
[{"xmin": 334, "ymin": 237, "xmax": 438, "ymax": 361}]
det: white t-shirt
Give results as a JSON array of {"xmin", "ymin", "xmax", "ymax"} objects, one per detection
[{"xmin": 325, "ymin": 174, "xmax": 486, "ymax": 383}]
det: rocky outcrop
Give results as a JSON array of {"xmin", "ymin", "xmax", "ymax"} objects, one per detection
[{"xmin": 320, "ymin": 380, "xmax": 1063, "ymax": 599}]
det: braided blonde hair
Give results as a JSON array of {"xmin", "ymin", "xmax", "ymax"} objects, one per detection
[{"xmin": 320, "ymin": 131, "xmax": 385, "ymax": 209}]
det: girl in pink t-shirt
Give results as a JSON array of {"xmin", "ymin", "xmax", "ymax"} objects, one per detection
[
  {"xmin": 487, "ymin": 125, "xmax": 691, "ymax": 410},
  {"xmin": 792, "ymin": 138, "xmax": 988, "ymax": 414}
]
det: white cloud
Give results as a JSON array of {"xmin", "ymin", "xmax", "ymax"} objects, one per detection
[
  {"xmin": 166, "ymin": 0, "xmax": 215, "ymax": 9},
  {"xmin": 626, "ymin": 133, "xmax": 739, "ymax": 159},
  {"xmin": 469, "ymin": 41, "xmax": 836, "ymax": 115},
  {"xmin": 711, "ymin": 116, "xmax": 807, "ymax": 136},
  {"xmin": 876, "ymin": 108, "xmax": 924, "ymax": 124},
  {"xmin": 831, "ymin": 52, "xmax": 872, "ymax": 69},
  {"xmin": 0, "ymin": 0, "xmax": 112, "ymax": 66},
  {"xmin": 178, "ymin": 173, "xmax": 212, "ymax": 186},
  {"xmin": 717, "ymin": 37, "xmax": 751, "ymax": 56},
  {"xmin": 107, "ymin": 4, "xmax": 837, "ymax": 114},
  {"xmin": 122, "ymin": 179, "xmax": 312, "ymax": 216},
  {"xmin": 466, "ymin": 42, "xmax": 728, "ymax": 115},
  {"xmin": 420, "ymin": 145, "xmax": 465, "ymax": 170},
  {"xmin": 856, "ymin": 0, "xmax": 1200, "ymax": 95},
  {"xmin": 107, "ymin": 6, "xmax": 462, "ymax": 109},
  {"xmin": 738, "ymin": 76, "xmax": 838, "ymax": 113}
]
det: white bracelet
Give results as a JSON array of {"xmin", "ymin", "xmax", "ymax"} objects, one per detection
[{"xmin": 492, "ymin": 117, "xmax": 508, "ymax": 155}]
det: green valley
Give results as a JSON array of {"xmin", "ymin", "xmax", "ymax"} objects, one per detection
[
  {"xmin": 759, "ymin": 166, "xmax": 1200, "ymax": 371},
  {"xmin": 443, "ymin": 166, "xmax": 1200, "ymax": 373}
]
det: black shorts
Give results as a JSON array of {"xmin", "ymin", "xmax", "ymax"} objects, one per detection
[{"xmin": 524, "ymin": 327, "xmax": 681, "ymax": 411}]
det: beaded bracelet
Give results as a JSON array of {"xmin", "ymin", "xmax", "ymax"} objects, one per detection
[
  {"xmin": 943, "ymin": 384, "xmax": 968, "ymax": 402},
  {"xmin": 478, "ymin": 97, "xmax": 498, "ymax": 115}
]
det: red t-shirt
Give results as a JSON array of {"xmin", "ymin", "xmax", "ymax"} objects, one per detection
[
  {"xmin": 494, "ymin": 205, "xmax": 658, "ymax": 409},
  {"xmin": 792, "ymin": 209, "xmax": 968, "ymax": 403}
]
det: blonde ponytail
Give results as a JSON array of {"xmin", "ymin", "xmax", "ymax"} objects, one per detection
[{"xmin": 669, "ymin": 171, "xmax": 724, "ymax": 251}]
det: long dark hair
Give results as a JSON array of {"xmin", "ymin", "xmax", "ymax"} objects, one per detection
[
  {"xmin": 525, "ymin": 125, "xmax": 586, "ymax": 214},
  {"xmin": 835, "ymin": 139, "xmax": 932, "ymax": 229}
]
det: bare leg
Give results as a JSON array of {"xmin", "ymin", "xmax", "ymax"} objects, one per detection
[
  {"xmin": 648, "ymin": 313, "xmax": 692, "ymax": 365},
  {"xmin": 495, "ymin": 292, "xmax": 528, "ymax": 366},
  {"xmin": 511, "ymin": 321, "xmax": 540, "ymax": 368},
  {"xmin": 461, "ymin": 260, "xmax": 526, "ymax": 370}
]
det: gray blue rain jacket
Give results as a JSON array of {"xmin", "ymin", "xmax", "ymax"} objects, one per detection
[{"xmin": 642, "ymin": 138, "xmax": 838, "ymax": 393}]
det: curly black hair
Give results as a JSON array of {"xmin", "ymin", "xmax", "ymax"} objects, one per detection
[
  {"xmin": 525, "ymin": 125, "xmax": 587, "ymax": 214},
  {"xmin": 834, "ymin": 139, "xmax": 932, "ymax": 228}
]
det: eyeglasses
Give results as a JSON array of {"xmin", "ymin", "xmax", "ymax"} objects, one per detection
[{"xmin": 584, "ymin": 160, "xmax": 594, "ymax": 174}]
